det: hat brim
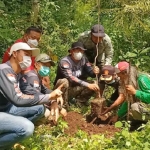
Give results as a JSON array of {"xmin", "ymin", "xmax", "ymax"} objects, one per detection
[
  {"xmin": 40, "ymin": 60, "xmax": 55, "ymax": 66},
  {"xmin": 92, "ymin": 32, "xmax": 105, "ymax": 37},
  {"xmin": 15, "ymin": 48, "xmax": 40, "ymax": 57},
  {"xmin": 68, "ymin": 46, "xmax": 86, "ymax": 52},
  {"xmin": 100, "ymin": 75, "xmax": 113, "ymax": 81},
  {"xmin": 31, "ymin": 48, "xmax": 40, "ymax": 57}
]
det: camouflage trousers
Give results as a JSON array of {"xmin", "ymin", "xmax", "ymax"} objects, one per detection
[
  {"xmin": 130, "ymin": 102, "xmax": 150, "ymax": 122},
  {"xmin": 54, "ymin": 78, "xmax": 95, "ymax": 107}
]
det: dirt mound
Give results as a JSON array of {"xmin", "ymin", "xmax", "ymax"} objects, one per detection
[{"xmin": 64, "ymin": 111, "xmax": 120, "ymax": 137}]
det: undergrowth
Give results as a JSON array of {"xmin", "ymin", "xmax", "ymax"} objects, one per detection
[{"xmin": 12, "ymin": 106, "xmax": 150, "ymax": 150}]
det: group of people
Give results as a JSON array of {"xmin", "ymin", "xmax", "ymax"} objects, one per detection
[
  {"xmin": 0, "ymin": 26, "xmax": 64, "ymax": 149},
  {"xmin": 0, "ymin": 24, "xmax": 150, "ymax": 149}
]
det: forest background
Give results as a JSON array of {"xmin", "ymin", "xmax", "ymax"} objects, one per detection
[
  {"xmin": 1, "ymin": 1, "xmax": 150, "ymax": 150},
  {"xmin": 0, "ymin": 0, "xmax": 150, "ymax": 74}
]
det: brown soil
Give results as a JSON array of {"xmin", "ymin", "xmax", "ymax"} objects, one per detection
[{"xmin": 64, "ymin": 111, "xmax": 120, "ymax": 137}]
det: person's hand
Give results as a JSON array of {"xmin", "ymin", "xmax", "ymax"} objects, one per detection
[
  {"xmin": 50, "ymin": 101, "xmax": 59, "ymax": 122},
  {"xmin": 93, "ymin": 66, "xmax": 100, "ymax": 74},
  {"xmin": 101, "ymin": 107, "xmax": 110, "ymax": 115},
  {"xmin": 49, "ymin": 89, "xmax": 62, "ymax": 100},
  {"xmin": 87, "ymin": 83, "xmax": 100, "ymax": 91},
  {"xmin": 108, "ymin": 115, "xmax": 118, "ymax": 124},
  {"xmin": 57, "ymin": 95, "xmax": 64, "ymax": 107},
  {"xmin": 126, "ymin": 85, "xmax": 136, "ymax": 95},
  {"xmin": 42, "ymin": 76, "xmax": 50, "ymax": 89},
  {"xmin": 60, "ymin": 108, "xmax": 67, "ymax": 117}
]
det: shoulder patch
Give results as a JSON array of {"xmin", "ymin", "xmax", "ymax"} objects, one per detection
[
  {"xmin": 61, "ymin": 62, "xmax": 70, "ymax": 69},
  {"xmin": 7, "ymin": 74, "xmax": 16, "ymax": 82},
  {"xmin": 22, "ymin": 77, "xmax": 27, "ymax": 83},
  {"xmin": 14, "ymin": 83, "xmax": 22, "ymax": 97},
  {"xmin": 34, "ymin": 80, "xmax": 39, "ymax": 88}
]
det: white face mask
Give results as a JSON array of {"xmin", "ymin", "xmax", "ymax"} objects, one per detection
[
  {"xmin": 73, "ymin": 52, "xmax": 83, "ymax": 60},
  {"xmin": 19, "ymin": 56, "xmax": 32, "ymax": 70},
  {"xmin": 105, "ymin": 79, "xmax": 115, "ymax": 84},
  {"xmin": 27, "ymin": 39, "xmax": 38, "ymax": 47}
]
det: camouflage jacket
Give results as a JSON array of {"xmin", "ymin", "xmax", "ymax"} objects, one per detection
[{"xmin": 78, "ymin": 31, "xmax": 114, "ymax": 68}]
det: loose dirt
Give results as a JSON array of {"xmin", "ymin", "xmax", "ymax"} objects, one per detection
[{"xmin": 64, "ymin": 111, "xmax": 120, "ymax": 137}]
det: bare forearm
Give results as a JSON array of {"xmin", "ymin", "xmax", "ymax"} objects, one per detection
[{"xmin": 109, "ymin": 94, "xmax": 125, "ymax": 110}]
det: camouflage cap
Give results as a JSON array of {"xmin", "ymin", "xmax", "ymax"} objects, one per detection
[{"xmin": 35, "ymin": 53, "xmax": 55, "ymax": 66}]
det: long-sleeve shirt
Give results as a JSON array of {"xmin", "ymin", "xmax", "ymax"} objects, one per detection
[
  {"xmin": 54, "ymin": 55, "xmax": 96, "ymax": 87},
  {"xmin": 118, "ymin": 74, "xmax": 150, "ymax": 117},
  {"xmin": 0, "ymin": 61, "xmax": 50, "ymax": 111},
  {"xmin": 19, "ymin": 70, "xmax": 52, "ymax": 95},
  {"xmin": 135, "ymin": 74, "xmax": 150, "ymax": 103},
  {"xmin": 78, "ymin": 31, "xmax": 114, "ymax": 68}
]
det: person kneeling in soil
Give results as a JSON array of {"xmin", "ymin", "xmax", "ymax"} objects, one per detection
[
  {"xmin": 99, "ymin": 65, "xmax": 119, "ymax": 104},
  {"xmin": 98, "ymin": 65, "xmax": 120, "ymax": 120},
  {"xmin": 54, "ymin": 41, "xmax": 100, "ymax": 108},
  {"xmin": 0, "ymin": 43, "xmax": 62, "ymax": 149},
  {"xmin": 101, "ymin": 61, "xmax": 150, "ymax": 126},
  {"xmin": 19, "ymin": 53, "xmax": 67, "ymax": 122}
]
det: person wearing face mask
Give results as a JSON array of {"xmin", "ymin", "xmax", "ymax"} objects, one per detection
[
  {"xmin": 99, "ymin": 65, "xmax": 119, "ymax": 105},
  {"xmin": 2, "ymin": 26, "xmax": 42, "ymax": 64},
  {"xmin": 0, "ymin": 43, "xmax": 63, "ymax": 149},
  {"xmin": 19, "ymin": 53, "xmax": 67, "ymax": 122},
  {"xmin": 101, "ymin": 61, "xmax": 150, "ymax": 130},
  {"xmin": 95, "ymin": 65, "xmax": 120, "ymax": 121},
  {"xmin": 78, "ymin": 24, "xmax": 114, "ymax": 69},
  {"xmin": 54, "ymin": 41, "xmax": 100, "ymax": 107},
  {"xmin": 101, "ymin": 62, "xmax": 138, "ymax": 119},
  {"xmin": 2, "ymin": 26, "xmax": 51, "ymax": 91}
]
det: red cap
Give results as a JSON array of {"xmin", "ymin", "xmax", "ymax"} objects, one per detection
[{"xmin": 115, "ymin": 61, "xmax": 129, "ymax": 73}]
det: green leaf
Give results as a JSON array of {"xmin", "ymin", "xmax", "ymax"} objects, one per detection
[
  {"xmin": 0, "ymin": 1, "xmax": 5, "ymax": 8},
  {"xmin": 122, "ymin": 130, "xmax": 129, "ymax": 137},
  {"xmin": 6, "ymin": 38, "xmax": 13, "ymax": 43},
  {"xmin": 126, "ymin": 141, "xmax": 131, "ymax": 147},
  {"xmin": 32, "ymin": 147, "xmax": 39, "ymax": 150},
  {"xmin": 126, "ymin": 52, "xmax": 137, "ymax": 57},
  {"xmin": 140, "ymin": 47, "xmax": 150, "ymax": 54},
  {"xmin": 142, "ymin": 115, "xmax": 146, "ymax": 121},
  {"xmin": 115, "ymin": 121, "xmax": 123, "ymax": 128}
]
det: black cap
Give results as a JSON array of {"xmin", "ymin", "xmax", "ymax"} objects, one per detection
[
  {"xmin": 68, "ymin": 42, "xmax": 86, "ymax": 52},
  {"xmin": 91, "ymin": 24, "xmax": 105, "ymax": 37}
]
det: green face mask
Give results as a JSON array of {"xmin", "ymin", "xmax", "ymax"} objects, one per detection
[{"xmin": 38, "ymin": 66, "xmax": 50, "ymax": 77}]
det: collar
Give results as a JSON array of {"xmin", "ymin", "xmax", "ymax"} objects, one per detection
[{"xmin": 5, "ymin": 61, "xmax": 18, "ymax": 76}]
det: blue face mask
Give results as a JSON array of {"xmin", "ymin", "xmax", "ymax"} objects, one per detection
[{"xmin": 38, "ymin": 66, "xmax": 50, "ymax": 77}]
